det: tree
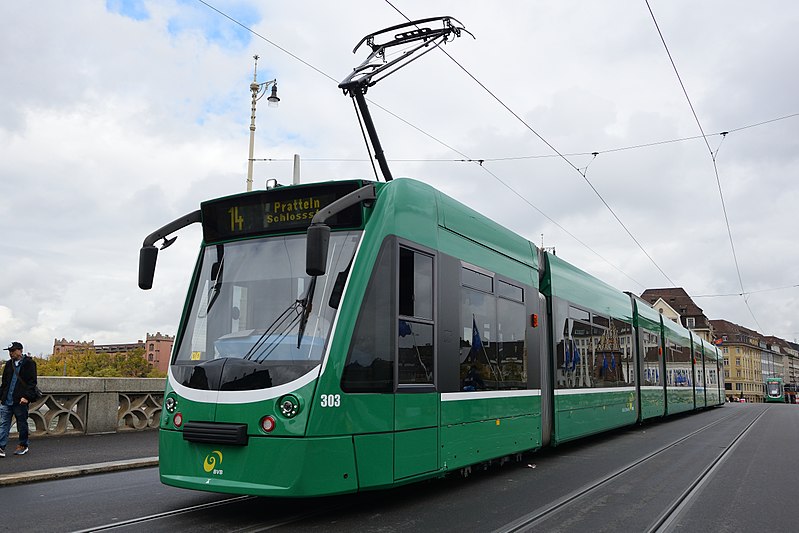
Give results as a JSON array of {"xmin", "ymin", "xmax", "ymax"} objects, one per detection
[{"xmin": 37, "ymin": 347, "xmax": 165, "ymax": 378}]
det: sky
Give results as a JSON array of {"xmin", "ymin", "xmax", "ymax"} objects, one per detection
[{"xmin": 1, "ymin": 0, "xmax": 798, "ymax": 355}]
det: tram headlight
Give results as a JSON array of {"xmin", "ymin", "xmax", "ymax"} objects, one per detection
[
  {"xmin": 173, "ymin": 412, "xmax": 183, "ymax": 427},
  {"xmin": 165, "ymin": 396, "xmax": 178, "ymax": 413},
  {"xmin": 278, "ymin": 395, "xmax": 300, "ymax": 418}
]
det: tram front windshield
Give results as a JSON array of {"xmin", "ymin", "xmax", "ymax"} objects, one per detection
[
  {"xmin": 172, "ymin": 231, "xmax": 361, "ymax": 391},
  {"xmin": 768, "ymin": 381, "xmax": 781, "ymax": 396}
]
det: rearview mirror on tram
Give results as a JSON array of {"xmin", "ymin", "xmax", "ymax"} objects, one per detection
[
  {"xmin": 306, "ymin": 224, "xmax": 331, "ymax": 277},
  {"xmin": 139, "ymin": 245, "xmax": 158, "ymax": 290}
]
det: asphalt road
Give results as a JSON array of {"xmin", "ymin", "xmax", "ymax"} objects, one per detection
[{"xmin": 2, "ymin": 403, "xmax": 796, "ymax": 533}]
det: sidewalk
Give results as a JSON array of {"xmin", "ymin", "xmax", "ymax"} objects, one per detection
[{"xmin": 0, "ymin": 429, "xmax": 158, "ymax": 486}]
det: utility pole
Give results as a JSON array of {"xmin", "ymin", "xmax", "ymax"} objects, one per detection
[{"xmin": 246, "ymin": 55, "xmax": 280, "ymax": 191}]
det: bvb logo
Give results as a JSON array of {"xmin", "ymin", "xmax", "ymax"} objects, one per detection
[{"xmin": 203, "ymin": 450, "xmax": 223, "ymax": 473}]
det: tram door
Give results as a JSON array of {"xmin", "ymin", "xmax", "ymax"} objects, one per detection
[
  {"xmin": 394, "ymin": 392, "xmax": 438, "ymax": 480},
  {"xmin": 394, "ymin": 246, "xmax": 438, "ymax": 480}
]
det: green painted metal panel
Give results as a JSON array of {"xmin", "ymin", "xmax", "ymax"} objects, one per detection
[
  {"xmin": 159, "ymin": 429, "xmax": 358, "ymax": 497},
  {"xmin": 543, "ymin": 254, "xmax": 633, "ymax": 322},
  {"xmin": 661, "ymin": 314, "xmax": 691, "ymax": 345},
  {"xmin": 640, "ymin": 387, "xmax": 665, "ymax": 419},
  {"xmin": 634, "ymin": 299, "xmax": 662, "ymax": 332},
  {"xmin": 553, "ymin": 389, "xmax": 637, "ymax": 444},
  {"xmin": 394, "ymin": 427, "xmax": 438, "ymax": 479},
  {"xmin": 308, "ymin": 393, "xmax": 394, "ymax": 436},
  {"xmin": 440, "ymin": 414, "xmax": 541, "ymax": 470},
  {"xmin": 440, "ymin": 394, "xmax": 539, "ymax": 425},
  {"xmin": 666, "ymin": 389, "xmax": 694, "ymax": 414},
  {"xmin": 354, "ymin": 433, "xmax": 394, "ymax": 489},
  {"xmin": 395, "ymin": 394, "xmax": 438, "ymax": 479},
  {"xmin": 396, "ymin": 393, "xmax": 438, "ymax": 430},
  {"xmin": 434, "ymin": 184, "xmax": 538, "ymax": 271}
]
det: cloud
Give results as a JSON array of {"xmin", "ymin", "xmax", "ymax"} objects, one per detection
[{"xmin": 1, "ymin": 0, "xmax": 798, "ymax": 355}]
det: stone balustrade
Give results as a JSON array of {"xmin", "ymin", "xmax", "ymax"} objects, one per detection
[{"xmin": 7, "ymin": 376, "xmax": 165, "ymax": 437}]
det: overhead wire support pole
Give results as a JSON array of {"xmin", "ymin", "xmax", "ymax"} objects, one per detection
[{"xmin": 338, "ymin": 16, "xmax": 472, "ymax": 182}]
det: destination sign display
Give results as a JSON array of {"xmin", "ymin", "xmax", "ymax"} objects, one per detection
[{"xmin": 201, "ymin": 181, "xmax": 365, "ymax": 243}]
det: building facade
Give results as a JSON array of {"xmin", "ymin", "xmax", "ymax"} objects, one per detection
[
  {"xmin": 711, "ymin": 319, "xmax": 768, "ymax": 403},
  {"xmin": 53, "ymin": 332, "xmax": 174, "ymax": 375},
  {"xmin": 640, "ymin": 288, "xmax": 714, "ymax": 342}
]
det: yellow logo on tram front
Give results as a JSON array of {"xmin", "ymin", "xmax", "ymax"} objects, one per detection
[{"xmin": 203, "ymin": 450, "xmax": 223, "ymax": 474}]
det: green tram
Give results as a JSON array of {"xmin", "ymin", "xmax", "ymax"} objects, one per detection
[
  {"xmin": 138, "ymin": 177, "xmax": 725, "ymax": 497},
  {"xmin": 766, "ymin": 377, "xmax": 784, "ymax": 403}
]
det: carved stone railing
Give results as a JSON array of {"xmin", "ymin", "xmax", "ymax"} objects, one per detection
[{"xmin": 8, "ymin": 377, "xmax": 165, "ymax": 437}]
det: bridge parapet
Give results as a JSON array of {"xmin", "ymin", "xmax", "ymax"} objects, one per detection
[{"xmin": 9, "ymin": 376, "xmax": 166, "ymax": 437}]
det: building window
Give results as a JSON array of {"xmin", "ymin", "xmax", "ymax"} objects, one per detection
[
  {"xmin": 148, "ymin": 353, "xmax": 154, "ymax": 361},
  {"xmin": 149, "ymin": 343, "xmax": 154, "ymax": 351},
  {"xmin": 686, "ymin": 317, "xmax": 695, "ymax": 328}
]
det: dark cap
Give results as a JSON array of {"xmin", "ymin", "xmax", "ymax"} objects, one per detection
[{"xmin": 4, "ymin": 342, "xmax": 23, "ymax": 352}]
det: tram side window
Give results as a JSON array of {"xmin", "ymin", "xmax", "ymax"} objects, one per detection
[
  {"xmin": 341, "ymin": 243, "xmax": 394, "ymax": 392},
  {"xmin": 496, "ymin": 298, "xmax": 526, "ymax": 389},
  {"xmin": 556, "ymin": 307, "xmax": 632, "ymax": 388},
  {"xmin": 665, "ymin": 339, "xmax": 691, "ymax": 387},
  {"xmin": 642, "ymin": 329, "xmax": 662, "ymax": 386},
  {"xmin": 459, "ymin": 267, "xmax": 526, "ymax": 391},
  {"xmin": 398, "ymin": 247, "xmax": 434, "ymax": 385}
]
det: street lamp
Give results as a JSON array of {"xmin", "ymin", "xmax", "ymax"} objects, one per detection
[{"xmin": 246, "ymin": 54, "xmax": 280, "ymax": 192}]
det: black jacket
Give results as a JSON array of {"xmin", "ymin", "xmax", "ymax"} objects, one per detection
[{"xmin": 0, "ymin": 356, "xmax": 38, "ymax": 404}]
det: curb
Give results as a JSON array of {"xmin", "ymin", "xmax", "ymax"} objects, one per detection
[{"xmin": 0, "ymin": 457, "xmax": 159, "ymax": 486}]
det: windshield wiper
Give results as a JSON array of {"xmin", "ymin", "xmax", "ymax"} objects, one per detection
[
  {"xmin": 296, "ymin": 276, "xmax": 318, "ymax": 349},
  {"xmin": 241, "ymin": 277, "xmax": 318, "ymax": 362},
  {"xmin": 206, "ymin": 244, "xmax": 224, "ymax": 314},
  {"xmin": 243, "ymin": 301, "xmax": 303, "ymax": 362}
]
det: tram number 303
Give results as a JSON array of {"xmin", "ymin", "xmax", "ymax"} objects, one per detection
[{"xmin": 320, "ymin": 394, "xmax": 341, "ymax": 408}]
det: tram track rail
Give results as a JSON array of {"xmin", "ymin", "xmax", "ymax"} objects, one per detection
[
  {"xmin": 70, "ymin": 492, "xmax": 359, "ymax": 533},
  {"xmin": 494, "ymin": 408, "xmax": 768, "ymax": 533}
]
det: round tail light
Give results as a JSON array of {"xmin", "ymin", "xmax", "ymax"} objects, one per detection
[
  {"xmin": 260, "ymin": 415, "xmax": 276, "ymax": 433},
  {"xmin": 173, "ymin": 412, "xmax": 183, "ymax": 427}
]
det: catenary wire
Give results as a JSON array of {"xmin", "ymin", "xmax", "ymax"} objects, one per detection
[
  {"xmin": 196, "ymin": 0, "xmax": 648, "ymax": 289},
  {"xmin": 644, "ymin": 0, "xmax": 762, "ymax": 332},
  {"xmin": 199, "ymin": 1, "xmax": 792, "ymax": 308},
  {"xmin": 250, "ymin": 111, "xmax": 798, "ymax": 163},
  {"xmin": 250, "ymin": 111, "xmax": 799, "ymax": 164},
  {"xmin": 385, "ymin": 0, "xmax": 678, "ymax": 288}
]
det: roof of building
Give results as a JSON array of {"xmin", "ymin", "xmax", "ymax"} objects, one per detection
[{"xmin": 640, "ymin": 287, "xmax": 705, "ymax": 317}]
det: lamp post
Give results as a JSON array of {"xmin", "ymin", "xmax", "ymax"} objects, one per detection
[{"xmin": 246, "ymin": 54, "xmax": 280, "ymax": 192}]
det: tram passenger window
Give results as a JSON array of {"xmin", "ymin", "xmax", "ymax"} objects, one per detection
[
  {"xmin": 462, "ymin": 268, "xmax": 493, "ymax": 293},
  {"xmin": 399, "ymin": 248, "xmax": 433, "ymax": 319},
  {"xmin": 398, "ymin": 247, "xmax": 435, "ymax": 386},
  {"xmin": 563, "ymin": 319, "xmax": 593, "ymax": 388},
  {"xmin": 398, "ymin": 321, "xmax": 434, "ymax": 384},
  {"xmin": 342, "ymin": 243, "xmax": 394, "ymax": 392},
  {"xmin": 460, "ymin": 287, "xmax": 496, "ymax": 390},
  {"xmin": 642, "ymin": 329, "xmax": 661, "ymax": 386},
  {"xmin": 497, "ymin": 280, "xmax": 524, "ymax": 302},
  {"xmin": 496, "ymin": 298, "xmax": 526, "ymax": 389},
  {"xmin": 570, "ymin": 307, "xmax": 590, "ymax": 322}
]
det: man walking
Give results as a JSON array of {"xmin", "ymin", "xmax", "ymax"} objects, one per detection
[{"xmin": 0, "ymin": 341, "xmax": 37, "ymax": 457}]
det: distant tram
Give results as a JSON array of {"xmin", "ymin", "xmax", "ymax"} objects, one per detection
[{"xmin": 766, "ymin": 377, "xmax": 784, "ymax": 403}]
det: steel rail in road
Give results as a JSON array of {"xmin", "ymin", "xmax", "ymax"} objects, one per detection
[
  {"xmin": 492, "ymin": 409, "xmax": 757, "ymax": 533},
  {"xmin": 69, "ymin": 491, "xmax": 359, "ymax": 532},
  {"xmin": 649, "ymin": 407, "xmax": 769, "ymax": 533}
]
